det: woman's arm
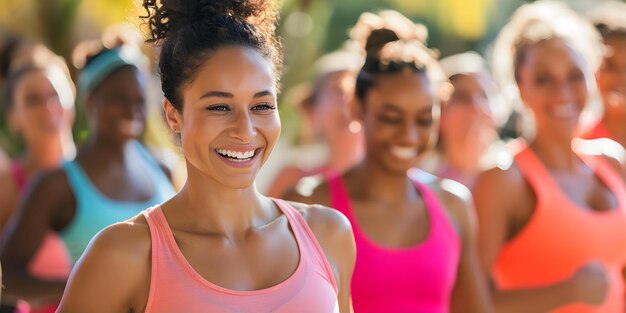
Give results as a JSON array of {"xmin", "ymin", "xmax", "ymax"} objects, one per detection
[
  {"xmin": 0, "ymin": 170, "xmax": 72, "ymax": 305},
  {"xmin": 438, "ymin": 180, "xmax": 494, "ymax": 313},
  {"xmin": 57, "ymin": 219, "xmax": 151, "ymax": 313},
  {"xmin": 0, "ymin": 173, "xmax": 20, "ymax": 234}
]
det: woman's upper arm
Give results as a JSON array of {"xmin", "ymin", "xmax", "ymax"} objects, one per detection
[
  {"xmin": 472, "ymin": 168, "xmax": 519, "ymax": 281},
  {"xmin": 1, "ymin": 170, "xmax": 71, "ymax": 269},
  {"xmin": 58, "ymin": 221, "xmax": 151, "ymax": 313},
  {"xmin": 0, "ymin": 174, "xmax": 19, "ymax": 233},
  {"xmin": 438, "ymin": 181, "xmax": 493, "ymax": 313}
]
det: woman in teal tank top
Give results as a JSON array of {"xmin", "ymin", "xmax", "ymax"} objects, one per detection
[{"xmin": 0, "ymin": 29, "xmax": 175, "ymax": 306}]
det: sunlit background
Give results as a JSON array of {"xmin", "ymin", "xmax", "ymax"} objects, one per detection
[{"xmin": 0, "ymin": 0, "xmax": 618, "ymax": 154}]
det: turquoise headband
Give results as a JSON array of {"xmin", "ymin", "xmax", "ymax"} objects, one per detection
[{"xmin": 78, "ymin": 45, "xmax": 147, "ymax": 96}]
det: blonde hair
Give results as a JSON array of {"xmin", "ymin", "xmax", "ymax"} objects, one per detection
[{"xmin": 492, "ymin": 1, "xmax": 602, "ymax": 114}]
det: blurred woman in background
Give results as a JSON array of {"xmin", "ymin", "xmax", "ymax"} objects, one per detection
[
  {"xmin": 267, "ymin": 47, "xmax": 364, "ymax": 198},
  {"xmin": 0, "ymin": 44, "xmax": 75, "ymax": 313},
  {"xmin": 0, "ymin": 29, "xmax": 175, "ymax": 308},
  {"xmin": 581, "ymin": 1, "xmax": 626, "ymax": 150},
  {"xmin": 420, "ymin": 51, "xmax": 505, "ymax": 189},
  {"xmin": 474, "ymin": 1, "xmax": 626, "ymax": 312}
]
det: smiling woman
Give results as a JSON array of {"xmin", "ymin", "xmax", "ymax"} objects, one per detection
[
  {"xmin": 56, "ymin": 0, "xmax": 356, "ymax": 312},
  {"xmin": 170, "ymin": 47, "xmax": 281, "ymax": 189},
  {"xmin": 473, "ymin": 1, "xmax": 626, "ymax": 313},
  {"xmin": 284, "ymin": 9, "xmax": 493, "ymax": 313},
  {"xmin": 0, "ymin": 28, "xmax": 175, "ymax": 311}
]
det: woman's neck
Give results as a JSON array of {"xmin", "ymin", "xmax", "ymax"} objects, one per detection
[
  {"xmin": 529, "ymin": 133, "xmax": 577, "ymax": 171},
  {"xmin": 168, "ymin": 165, "xmax": 276, "ymax": 240},
  {"xmin": 349, "ymin": 156, "xmax": 419, "ymax": 205},
  {"xmin": 22, "ymin": 131, "xmax": 75, "ymax": 173},
  {"xmin": 80, "ymin": 134, "xmax": 135, "ymax": 163}
]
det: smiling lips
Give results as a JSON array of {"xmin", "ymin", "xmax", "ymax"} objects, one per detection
[
  {"xmin": 390, "ymin": 146, "xmax": 418, "ymax": 160},
  {"xmin": 216, "ymin": 148, "xmax": 258, "ymax": 162}
]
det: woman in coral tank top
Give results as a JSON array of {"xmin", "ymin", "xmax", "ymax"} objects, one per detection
[
  {"xmin": 580, "ymin": 2, "xmax": 626, "ymax": 148},
  {"xmin": 56, "ymin": 0, "xmax": 355, "ymax": 312},
  {"xmin": 285, "ymin": 10, "xmax": 493, "ymax": 313},
  {"xmin": 474, "ymin": 1, "xmax": 626, "ymax": 312}
]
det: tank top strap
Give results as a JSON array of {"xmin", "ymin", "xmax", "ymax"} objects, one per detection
[
  {"xmin": 141, "ymin": 206, "xmax": 170, "ymax": 313},
  {"xmin": 581, "ymin": 121, "xmax": 613, "ymax": 140},
  {"xmin": 411, "ymin": 179, "xmax": 461, "ymax": 244},
  {"xmin": 62, "ymin": 160, "xmax": 97, "ymax": 202},
  {"xmin": 513, "ymin": 144, "xmax": 559, "ymax": 201},
  {"xmin": 133, "ymin": 141, "xmax": 175, "ymax": 199},
  {"xmin": 134, "ymin": 141, "xmax": 163, "ymax": 173},
  {"xmin": 271, "ymin": 198, "xmax": 339, "ymax": 293},
  {"xmin": 142, "ymin": 206, "xmax": 167, "ymax": 243},
  {"xmin": 578, "ymin": 153, "xmax": 626, "ymax": 212},
  {"xmin": 326, "ymin": 172, "xmax": 352, "ymax": 220},
  {"xmin": 10, "ymin": 161, "xmax": 28, "ymax": 191}
]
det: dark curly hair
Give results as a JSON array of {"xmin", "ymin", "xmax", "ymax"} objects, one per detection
[
  {"xmin": 141, "ymin": 0, "xmax": 282, "ymax": 111},
  {"xmin": 350, "ymin": 10, "xmax": 444, "ymax": 103}
]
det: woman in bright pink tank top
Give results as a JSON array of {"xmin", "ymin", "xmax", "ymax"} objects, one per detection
[
  {"xmin": 284, "ymin": 10, "xmax": 492, "ymax": 313},
  {"xmin": 57, "ymin": 1, "xmax": 355, "ymax": 312}
]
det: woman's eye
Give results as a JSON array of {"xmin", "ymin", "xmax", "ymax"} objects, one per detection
[
  {"xmin": 25, "ymin": 95, "xmax": 43, "ymax": 107},
  {"xmin": 379, "ymin": 115, "xmax": 402, "ymax": 124},
  {"xmin": 416, "ymin": 118, "xmax": 434, "ymax": 127},
  {"xmin": 536, "ymin": 76, "xmax": 551, "ymax": 85},
  {"xmin": 569, "ymin": 72, "xmax": 584, "ymax": 82},
  {"xmin": 206, "ymin": 104, "xmax": 230, "ymax": 111},
  {"xmin": 252, "ymin": 103, "xmax": 276, "ymax": 111}
]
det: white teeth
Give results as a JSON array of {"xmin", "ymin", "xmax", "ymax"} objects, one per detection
[
  {"xmin": 390, "ymin": 146, "xmax": 418, "ymax": 160},
  {"xmin": 216, "ymin": 149, "xmax": 255, "ymax": 160}
]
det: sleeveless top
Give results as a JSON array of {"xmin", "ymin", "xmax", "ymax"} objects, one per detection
[
  {"xmin": 328, "ymin": 174, "xmax": 460, "ymax": 313},
  {"xmin": 141, "ymin": 199, "xmax": 338, "ymax": 313},
  {"xmin": 579, "ymin": 122, "xmax": 613, "ymax": 141},
  {"xmin": 59, "ymin": 141, "xmax": 175, "ymax": 263},
  {"xmin": 9, "ymin": 162, "xmax": 71, "ymax": 313},
  {"xmin": 493, "ymin": 144, "xmax": 626, "ymax": 313}
]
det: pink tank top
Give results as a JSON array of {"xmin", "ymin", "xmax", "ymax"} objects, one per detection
[
  {"xmin": 141, "ymin": 199, "xmax": 338, "ymax": 313},
  {"xmin": 10, "ymin": 162, "xmax": 71, "ymax": 313},
  {"xmin": 328, "ymin": 174, "xmax": 460, "ymax": 313}
]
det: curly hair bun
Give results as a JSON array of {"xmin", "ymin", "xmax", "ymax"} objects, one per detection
[
  {"xmin": 73, "ymin": 24, "xmax": 142, "ymax": 70},
  {"xmin": 142, "ymin": 0, "xmax": 278, "ymax": 44},
  {"xmin": 350, "ymin": 10, "xmax": 428, "ymax": 56}
]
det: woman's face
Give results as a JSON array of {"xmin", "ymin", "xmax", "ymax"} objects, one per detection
[
  {"xmin": 440, "ymin": 73, "xmax": 496, "ymax": 169},
  {"xmin": 596, "ymin": 35, "xmax": 626, "ymax": 118},
  {"xmin": 166, "ymin": 46, "xmax": 280, "ymax": 189},
  {"xmin": 88, "ymin": 66, "xmax": 147, "ymax": 143},
  {"xmin": 309, "ymin": 70, "xmax": 363, "ymax": 154},
  {"xmin": 517, "ymin": 39, "xmax": 588, "ymax": 138},
  {"xmin": 359, "ymin": 70, "xmax": 437, "ymax": 174},
  {"xmin": 9, "ymin": 68, "xmax": 74, "ymax": 142}
]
